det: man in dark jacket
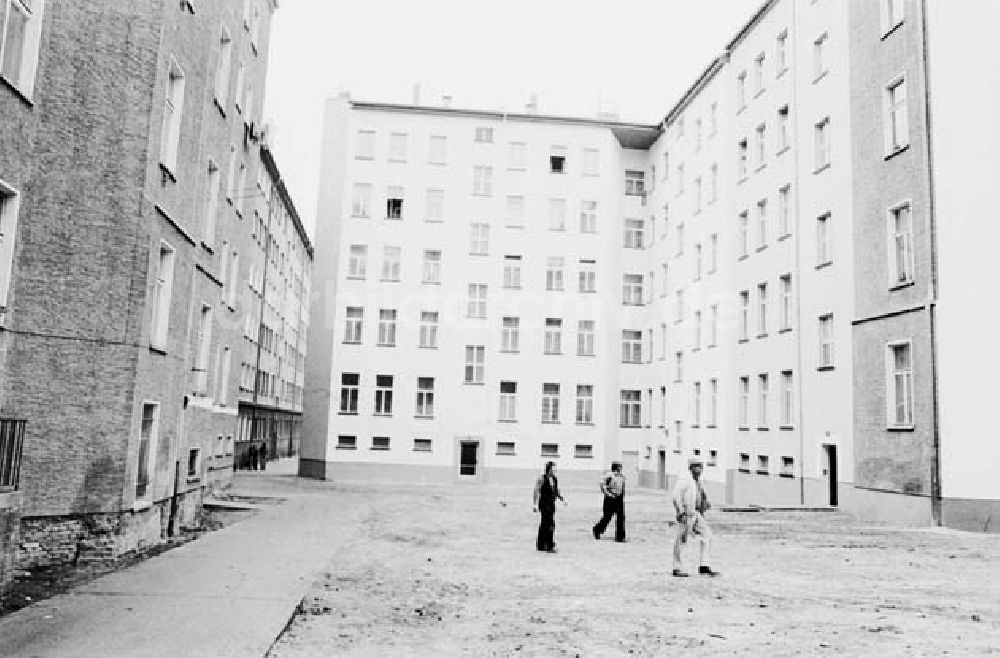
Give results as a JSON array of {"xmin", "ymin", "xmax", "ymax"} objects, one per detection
[
  {"xmin": 532, "ymin": 461, "xmax": 566, "ymax": 552},
  {"xmin": 592, "ymin": 461, "xmax": 627, "ymax": 542}
]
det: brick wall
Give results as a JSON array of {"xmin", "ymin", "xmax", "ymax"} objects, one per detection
[{"xmin": 0, "ymin": 493, "xmax": 22, "ymax": 597}]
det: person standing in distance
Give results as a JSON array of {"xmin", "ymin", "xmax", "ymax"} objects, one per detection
[
  {"xmin": 671, "ymin": 457, "xmax": 719, "ymax": 577},
  {"xmin": 592, "ymin": 460, "xmax": 627, "ymax": 542},
  {"xmin": 532, "ymin": 461, "xmax": 566, "ymax": 553}
]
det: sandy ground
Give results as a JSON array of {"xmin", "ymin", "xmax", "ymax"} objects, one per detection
[{"xmin": 268, "ymin": 483, "xmax": 1000, "ymax": 657}]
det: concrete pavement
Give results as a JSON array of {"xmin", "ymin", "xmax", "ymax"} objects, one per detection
[{"xmin": 0, "ymin": 459, "xmax": 355, "ymax": 657}]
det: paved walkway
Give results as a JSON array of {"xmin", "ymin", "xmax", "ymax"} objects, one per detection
[{"xmin": 0, "ymin": 459, "xmax": 355, "ymax": 657}]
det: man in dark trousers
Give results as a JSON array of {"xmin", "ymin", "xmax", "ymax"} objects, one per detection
[
  {"xmin": 248, "ymin": 442, "xmax": 258, "ymax": 471},
  {"xmin": 259, "ymin": 441, "xmax": 268, "ymax": 471},
  {"xmin": 592, "ymin": 460, "xmax": 627, "ymax": 542},
  {"xmin": 532, "ymin": 461, "xmax": 566, "ymax": 553}
]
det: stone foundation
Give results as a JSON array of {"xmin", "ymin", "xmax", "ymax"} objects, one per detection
[{"xmin": 0, "ymin": 492, "xmax": 23, "ymax": 597}]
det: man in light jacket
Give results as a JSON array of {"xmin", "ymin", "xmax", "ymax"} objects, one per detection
[
  {"xmin": 670, "ymin": 457, "xmax": 719, "ymax": 577},
  {"xmin": 592, "ymin": 461, "xmax": 627, "ymax": 542}
]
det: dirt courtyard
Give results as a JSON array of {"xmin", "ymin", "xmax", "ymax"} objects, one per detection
[{"xmin": 269, "ymin": 482, "xmax": 1000, "ymax": 656}]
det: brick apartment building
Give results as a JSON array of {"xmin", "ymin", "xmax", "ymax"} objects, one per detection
[
  {"xmin": 304, "ymin": 0, "xmax": 999, "ymax": 531},
  {"xmin": 0, "ymin": 0, "xmax": 312, "ymax": 588}
]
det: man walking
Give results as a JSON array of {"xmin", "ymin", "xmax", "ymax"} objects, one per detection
[
  {"xmin": 592, "ymin": 460, "xmax": 627, "ymax": 542},
  {"xmin": 533, "ymin": 461, "xmax": 566, "ymax": 553},
  {"xmin": 671, "ymin": 457, "xmax": 719, "ymax": 577}
]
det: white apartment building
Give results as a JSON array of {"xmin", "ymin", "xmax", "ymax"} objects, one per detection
[{"xmin": 304, "ymin": 0, "xmax": 1000, "ymax": 529}]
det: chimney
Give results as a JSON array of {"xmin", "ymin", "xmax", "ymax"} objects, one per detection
[
  {"xmin": 525, "ymin": 93, "xmax": 538, "ymax": 114},
  {"xmin": 441, "ymin": 94, "xmax": 453, "ymax": 108},
  {"xmin": 412, "ymin": 83, "xmax": 421, "ymax": 106}
]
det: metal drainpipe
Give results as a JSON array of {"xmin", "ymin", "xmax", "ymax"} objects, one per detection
[
  {"xmin": 789, "ymin": 0, "xmax": 807, "ymax": 506},
  {"xmin": 251, "ymin": 171, "xmax": 275, "ymax": 467}
]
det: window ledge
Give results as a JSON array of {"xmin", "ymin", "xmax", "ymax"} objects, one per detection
[
  {"xmin": 778, "ymin": 233, "xmax": 792, "ymax": 242},
  {"xmin": 355, "ymin": 156, "xmax": 374, "ymax": 161},
  {"xmin": 738, "ymin": 254, "xmax": 749, "ymax": 262},
  {"xmin": 149, "ymin": 345, "xmax": 167, "ymax": 355},
  {"xmin": 777, "ymin": 66, "xmax": 789, "ymax": 79},
  {"xmin": 738, "ymin": 338, "xmax": 750, "ymax": 344},
  {"xmin": 779, "ymin": 473, "xmax": 795, "ymax": 479},
  {"xmin": 419, "ymin": 345, "xmax": 438, "ymax": 350},
  {"xmin": 738, "ymin": 427, "xmax": 750, "ymax": 431},
  {"xmin": 213, "ymin": 97, "xmax": 227, "ymax": 118},
  {"xmin": 756, "ymin": 470, "xmax": 770, "ymax": 476},
  {"xmin": 376, "ymin": 343, "xmax": 396, "ymax": 348},
  {"xmin": 424, "ymin": 218, "xmax": 444, "ymax": 224},
  {"xmin": 757, "ymin": 427, "xmax": 770, "ymax": 432},
  {"xmin": 186, "ymin": 476, "xmax": 201, "ymax": 484},
  {"xmin": 575, "ymin": 454, "xmax": 594, "ymax": 459},
  {"xmin": 884, "ymin": 144, "xmax": 910, "ymax": 161},
  {"xmin": 337, "ymin": 412, "xmax": 358, "ymax": 416},
  {"xmin": 499, "ymin": 350, "xmax": 520, "ymax": 354},
  {"xmin": 541, "ymin": 421, "xmax": 561, "ymax": 425},
  {"xmin": 815, "ymin": 261, "xmax": 833, "ymax": 271},
  {"xmin": 738, "ymin": 176, "xmax": 748, "ymax": 185},
  {"xmin": 0, "ymin": 74, "xmax": 34, "ymax": 105},
  {"xmin": 498, "ymin": 419, "xmax": 518, "ymax": 424},
  {"xmin": 776, "ymin": 146, "xmax": 790, "ymax": 157},
  {"xmin": 755, "ymin": 163, "xmax": 767, "ymax": 173},
  {"xmin": 817, "ymin": 365, "xmax": 835, "ymax": 372},
  {"xmin": 779, "ymin": 425, "xmax": 795, "ymax": 431},
  {"xmin": 463, "ymin": 382, "xmax": 486, "ymax": 386},
  {"xmin": 159, "ymin": 162, "xmax": 178, "ymax": 184},
  {"xmin": 576, "ymin": 422, "xmax": 595, "ymax": 427},
  {"xmin": 813, "ymin": 70, "xmax": 829, "ymax": 85},
  {"xmin": 881, "ymin": 21, "xmax": 904, "ymax": 40},
  {"xmin": 889, "ymin": 280, "xmax": 915, "ymax": 292},
  {"xmin": 345, "ymin": 276, "xmax": 366, "ymax": 281},
  {"xmin": 372, "ymin": 413, "xmax": 392, "ymax": 418},
  {"xmin": 887, "ymin": 425, "xmax": 915, "ymax": 432},
  {"xmin": 757, "ymin": 333, "xmax": 768, "ymax": 339},
  {"xmin": 778, "ymin": 327, "xmax": 793, "ymax": 334},
  {"xmin": 620, "ymin": 426, "xmax": 641, "ymax": 430},
  {"xmin": 336, "ymin": 445, "xmax": 357, "ymax": 450},
  {"xmin": 350, "ymin": 214, "xmax": 370, "ymax": 220},
  {"xmin": 200, "ymin": 241, "xmax": 215, "ymax": 255},
  {"xmin": 813, "ymin": 163, "xmax": 831, "ymax": 175}
]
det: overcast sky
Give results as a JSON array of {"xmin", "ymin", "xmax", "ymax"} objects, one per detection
[{"xmin": 262, "ymin": 0, "xmax": 762, "ymax": 238}]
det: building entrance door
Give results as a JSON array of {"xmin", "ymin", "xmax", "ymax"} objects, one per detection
[
  {"xmin": 822, "ymin": 444, "xmax": 838, "ymax": 506},
  {"xmin": 459, "ymin": 441, "xmax": 479, "ymax": 478},
  {"xmin": 658, "ymin": 450, "xmax": 667, "ymax": 489}
]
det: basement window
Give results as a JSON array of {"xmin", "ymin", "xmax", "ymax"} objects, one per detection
[
  {"xmin": 371, "ymin": 436, "xmax": 390, "ymax": 451},
  {"xmin": 413, "ymin": 438, "xmax": 432, "ymax": 452},
  {"xmin": 574, "ymin": 444, "xmax": 593, "ymax": 459},
  {"xmin": 780, "ymin": 456, "xmax": 795, "ymax": 478},
  {"xmin": 540, "ymin": 443, "xmax": 559, "ymax": 457},
  {"xmin": 337, "ymin": 435, "xmax": 357, "ymax": 450},
  {"xmin": 496, "ymin": 441, "xmax": 515, "ymax": 456}
]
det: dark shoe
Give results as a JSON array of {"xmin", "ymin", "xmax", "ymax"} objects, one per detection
[
  {"xmin": 672, "ymin": 569, "xmax": 689, "ymax": 577},
  {"xmin": 592, "ymin": 528, "xmax": 600, "ymax": 540},
  {"xmin": 698, "ymin": 566, "xmax": 720, "ymax": 577}
]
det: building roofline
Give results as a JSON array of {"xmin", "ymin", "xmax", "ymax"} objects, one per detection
[{"xmin": 260, "ymin": 145, "xmax": 314, "ymax": 259}]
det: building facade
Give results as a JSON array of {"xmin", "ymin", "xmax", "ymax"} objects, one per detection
[
  {"xmin": 0, "ymin": 0, "xmax": 293, "ymax": 575},
  {"xmin": 303, "ymin": 0, "xmax": 998, "ymax": 530}
]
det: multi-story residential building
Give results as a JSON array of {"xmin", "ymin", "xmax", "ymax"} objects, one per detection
[
  {"xmin": 0, "ymin": 0, "xmax": 290, "ymax": 577},
  {"xmin": 236, "ymin": 146, "xmax": 313, "ymax": 466},
  {"xmin": 304, "ymin": 0, "xmax": 999, "ymax": 531}
]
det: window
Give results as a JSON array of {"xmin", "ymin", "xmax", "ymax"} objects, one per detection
[
  {"xmin": 622, "ymin": 274, "xmax": 644, "ymax": 306},
  {"xmin": 416, "ymin": 377, "xmax": 435, "ymax": 417},
  {"xmin": 674, "ymin": 421, "xmax": 683, "ymax": 452},
  {"xmin": 501, "ymin": 316, "xmax": 520, "ymax": 352},
  {"xmin": 545, "ymin": 257, "xmax": 565, "ymax": 291},
  {"xmin": 151, "ymin": 241, "xmax": 176, "ymax": 349},
  {"xmin": 694, "ymin": 118, "xmax": 702, "ymax": 150},
  {"xmin": 382, "ymin": 187, "xmax": 405, "ymax": 221},
  {"xmin": 389, "ymin": 132, "xmax": 407, "ymax": 162},
  {"xmin": 344, "ymin": 307, "xmax": 363, "ymax": 343},
  {"xmin": 422, "ymin": 249, "xmax": 441, "ymax": 284},
  {"xmin": 339, "ymin": 373, "xmax": 359, "ymax": 413},
  {"xmin": 758, "ymin": 374, "xmax": 769, "ymax": 427},
  {"xmin": 738, "ymin": 377, "xmax": 750, "ymax": 428},
  {"xmin": 780, "ymin": 275, "xmax": 793, "ymax": 331},
  {"xmin": 508, "ymin": 142, "xmax": 526, "ymax": 170},
  {"xmin": 623, "ymin": 218, "xmax": 644, "ymax": 249},
  {"xmin": 419, "ymin": 311, "xmax": 438, "ymax": 348},
  {"xmin": 542, "ymin": 383, "xmax": 560, "ymax": 423},
  {"xmin": 709, "ymin": 305, "xmax": 718, "ymax": 347},
  {"xmin": 694, "ymin": 176, "xmax": 702, "ymax": 213},
  {"xmin": 816, "ymin": 213, "xmax": 831, "ymax": 265},
  {"xmin": 550, "ymin": 145, "xmax": 567, "ymax": 173},
  {"xmin": 574, "ymin": 444, "xmax": 593, "ymax": 459},
  {"xmin": 214, "ymin": 28, "xmax": 232, "ymax": 107},
  {"xmin": 709, "ymin": 379, "xmax": 718, "ymax": 427},
  {"xmin": 674, "ymin": 351, "xmax": 684, "ymax": 382},
  {"xmin": 777, "ymin": 106, "xmax": 790, "ymax": 152},
  {"xmin": 693, "ymin": 382, "xmax": 702, "ymax": 426},
  {"xmin": 739, "ymin": 453, "xmax": 751, "ymax": 472},
  {"xmin": 757, "ymin": 283, "xmax": 767, "ymax": 336},
  {"xmin": 694, "ymin": 243, "xmax": 702, "ymax": 280},
  {"xmin": 815, "ymin": 117, "xmax": 830, "ymax": 170},
  {"xmin": 136, "ymin": 402, "xmax": 159, "ymax": 498},
  {"xmin": 233, "ymin": 61, "xmax": 245, "ymax": 114},
  {"xmin": 351, "ymin": 183, "xmax": 371, "ymax": 218},
  {"xmin": 577, "ymin": 320, "xmax": 595, "ymax": 356},
  {"xmin": 778, "ymin": 185, "xmax": 791, "ymax": 236},
  {"xmin": 475, "ymin": 126, "xmax": 494, "ymax": 143},
  {"xmin": 661, "ymin": 263, "xmax": 668, "ymax": 297},
  {"xmin": 755, "ymin": 124, "xmax": 766, "ymax": 167},
  {"xmin": 500, "ymin": 382, "xmax": 517, "ymax": 421},
  {"xmin": 216, "ymin": 345, "xmax": 230, "ymax": 405},
  {"xmin": 470, "ymin": 223, "xmax": 490, "ymax": 255},
  {"xmin": 575, "ymin": 385, "xmax": 594, "ymax": 424},
  {"xmin": 580, "ymin": 200, "xmax": 597, "ymax": 233},
  {"xmin": 675, "ymin": 222, "xmax": 685, "ymax": 256},
  {"xmin": 544, "ymin": 318, "xmax": 563, "ymax": 355},
  {"xmin": 888, "ymin": 341, "xmax": 914, "ymax": 427},
  {"xmin": 374, "ymin": 375, "xmax": 394, "ymax": 415},
  {"xmin": 757, "ymin": 455, "xmax": 770, "ymax": 475},
  {"xmin": 578, "ymin": 259, "xmax": 596, "ymax": 293},
  {"xmin": 739, "ymin": 291, "xmax": 749, "ymax": 340},
  {"xmin": 676, "ymin": 164, "xmax": 685, "ymax": 195},
  {"xmin": 193, "ymin": 305, "xmax": 213, "ymax": 394},
  {"xmin": 622, "ymin": 330, "xmax": 642, "ymax": 364},
  {"xmin": 709, "ymin": 234, "xmax": 718, "ymax": 273},
  {"xmin": 738, "ymin": 139, "xmax": 748, "ymax": 179},
  {"xmin": 201, "ymin": 160, "xmax": 222, "ymax": 247},
  {"xmin": 738, "ymin": 211, "xmax": 749, "ymax": 258},
  {"xmin": 425, "ymin": 189, "xmax": 444, "ymax": 223},
  {"xmin": 675, "ymin": 288, "xmax": 685, "ymax": 323},
  {"xmin": 496, "ymin": 441, "xmax": 516, "ymax": 455},
  {"xmin": 413, "ymin": 438, "xmax": 433, "ymax": 452},
  {"xmin": 625, "ymin": 170, "xmax": 645, "ymax": 196},
  {"xmin": 473, "ymin": 165, "xmax": 493, "ymax": 196},
  {"xmin": 886, "ymin": 77, "xmax": 909, "ymax": 152},
  {"xmin": 370, "ymin": 437, "xmax": 390, "ymax": 452},
  {"xmin": 541, "ymin": 443, "xmax": 559, "ymax": 458},
  {"xmin": 694, "ymin": 310, "xmax": 702, "ymax": 349},
  {"xmin": 780, "ymin": 371, "xmax": 794, "ymax": 426},
  {"xmin": 337, "ymin": 435, "xmax": 357, "ymax": 450},
  {"xmin": 884, "ymin": 0, "xmax": 905, "ymax": 32},
  {"xmin": 776, "ymin": 30, "xmax": 788, "ymax": 74},
  {"xmin": 160, "ymin": 58, "xmax": 186, "ymax": 173},
  {"xmin": 505, "ymin": 195, "xmax": 524, "ymax": 228},
  {"xmin": 659, "ymin": 386, "xmax": 667, "ymax": 427},
  {"xmin": 889, "ymin": 203, "xmax": 914, "ymax": 285},
  {"xmin": 378, "ymin": 309, "xmax": 397, "ymax": 346},
  {"xmin": 1, "ymin": 0, "xmax": 42, "ymax": 96},
  {"xmin": 347, "ymin": 245, "xmax": 367, "ymax": 279},
  {"xmin": 582, "ymin": 148, "xmax": 599, "ymax": 176},
  {"xmin": 736, "ymin": 70, "xmax": 747, "ymax": 110},
  {"xmin": 814, "ymin": 33, "xmax": 828, "ymax": 79},
  {"xmin": 819, "ymin": 314, "xmax": 834, "ymax": 367},
  {"xmin": 464, "ymin": 346, "xmax": 485, "ymax": 384},
  {"xmin": 754, "ymin": 52, "xmax": 765, "ymax": 93},
  {"xmin": 429, "ymin": 135, "xmax": 447, "ymax": 165},
  {"xmin": 503, "ymin": 255, "xmax": 522, "ymax": 289},
  {"xmin": 709, "ymin": 164, "xmax": 718, "ymax": 203},
  {"xmin": 620, "ymin": 390, "xmax": 641, "ymax": 428},
  {"xmin": 355, "ymin": 130, "xmax": 375, "ymax": 160},
  {"xmin": 467, "ymin": 284, "xmax": 487, "ymax": 318},
  {"xmin": 548, "ymin": 198, "xmax": 566, "ymax": 231},
  {"xmin": 0, "ymin": 181, "xmax": 19, "ymax": 312},
  {"xmin": 381, "ymin": 245, "xmax": 401, "ymax": 281}
]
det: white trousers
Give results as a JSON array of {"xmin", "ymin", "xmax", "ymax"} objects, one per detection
[{"xmin": 672, "ymin": 512, "xmax": 711, "ymax": 570}]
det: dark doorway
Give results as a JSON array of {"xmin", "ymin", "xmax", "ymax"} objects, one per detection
[
  {"xmin": 658, "ymin": 450, "xmax": 667, "ymax": 489},
  {"xmin": 823, "ymin": 444, "xmax": 838, "ymax": 506},
  {"xmin": 459, "ymin": 441, "xmax": 478, "ymax": 477}
]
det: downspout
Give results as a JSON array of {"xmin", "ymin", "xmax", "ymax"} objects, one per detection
[
  {"xmin": 789, "ymin": 0, "xmax": 807, "ymax": 505},
  {"xmin": 918, "ymin": 0, "xmax": 942, "ymax": 526}
]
